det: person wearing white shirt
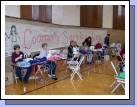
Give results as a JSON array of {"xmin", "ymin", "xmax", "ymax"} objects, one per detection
[
  {"xmin": 39, "ymin": 43, "xmax": 57, "ymax": 80},
  {"xmin": 115, "ymin": 41, "xmax": 121, "ymax": 52},
  {"xmin": 73, "ymin": 41, "xmax": 79, "ymax": 53}
]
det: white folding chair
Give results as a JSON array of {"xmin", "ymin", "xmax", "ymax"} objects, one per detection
[
  {"xmin": 110, "ymin": 61, "xmax": 125, "ymax": 93},
  {"xmin": 115, "ymin": 52, "xmax": 125, "ymax": 69},
  {"xmin": 66, "ymin": 52, "xmax": 80, "ymax": 72},
  {"xmin": 62, "ymin": 49, "xmax": 68, "ymax": 65},
  {"xmin": 31, "ymin": 54, "xmax": 49, "ymax": 79},
  {"xmin": 69, "ymin": 55, "xmax": 85, "ymax": 80},
  {"xmin": 13, "ymin": 68, "xmax": 18, "ymax": 84}
]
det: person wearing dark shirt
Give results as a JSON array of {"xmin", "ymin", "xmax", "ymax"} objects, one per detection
[
  {"xmin": 11, "ymin": 45, "xmax": 32, "ymax": 83},
  {"xmin": 85, "ymin": 36, "xmax": 92, "ymax": 47},
  {"xmin": 104, "ymin": 34, "xmax": 110, "ymax": 46},
  {"xmin": 67, "ymin": 40, "xmax": 74, "ymax": 59}
]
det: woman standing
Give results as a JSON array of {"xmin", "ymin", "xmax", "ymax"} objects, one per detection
[{"xmin": 85, "ymin": 36, "xmax": 92, "ymax": 47}]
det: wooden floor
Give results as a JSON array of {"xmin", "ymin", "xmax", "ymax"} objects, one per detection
[{"xmin": 5, "ymin": 56, "xmax": 125, "ymax": 95}]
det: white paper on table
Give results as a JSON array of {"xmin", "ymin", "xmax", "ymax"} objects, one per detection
[
  {"xmin": 60, "ymin": 54, "xmax": 67, "ymax": 59},
  {"xmin": 96, "ymin": 48, "xmax": 103, "ymax": 52},
  {"xmin": 25, "ymin": 58, "xmax": 33, "ymax": 62}
]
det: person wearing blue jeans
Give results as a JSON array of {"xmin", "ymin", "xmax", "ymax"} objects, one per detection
[
  {"xmin": 39, "ymin": 43, "xmax": 57, "ymax": 80},
  {"xmin": 15, "ymin": 67, "xmax": 32, "ymax": 82},
  {"xmin": 11, "ymin": 45, "xmax": 32, "ymax": 83},
  {"xmin": 45, "ymin": 61, "xmax": 56, "ymax": 76}
]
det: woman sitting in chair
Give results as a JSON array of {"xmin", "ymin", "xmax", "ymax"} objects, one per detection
[
  {"xmin": 39, "ymin": 43, "xmax": 57, "ymax": 80},
  {"xmin": 80, "ymin": 41, "xmax": 93, "ymax": 64},
  {"xmin": 11, "ymin": 45, "xmax": 32, "ymax": 83},
  {"xmin": 67, "ymin": 40, "xmax": 74, "ymax": 59},
  {"xmin": 95, "ymin": 41, "xmax": 104, "ymax": 58},
  {"xmin": 73, "ymin": 41, "xmax": 79, "ymax": 52}
]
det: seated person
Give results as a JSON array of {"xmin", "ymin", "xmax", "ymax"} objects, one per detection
[
  {"xmin": 80, "ymin": 41, "xmax": 93, "ymax": 64},
  {"xmin": 11, "ymin": 45, "xmax": 32, "ymax": 83},
  {"xmin": 95, "ymin": 41, "xmax": 104, "ymax": 58},
  {"xmin": 67, "ymin": 40, "xmax": 74, "ymax": 59},
  {"xmin": 39, "ymin": 43, "xmax": 57, "ymax": 80},
  {"xmin": 73, "ymin": 41, "xmax": 79, "ymax": 53},
  {"xmin": 117, "ymin": 45, "xmax": 125, "ymax": 61},
  {"xmin": 73, "ymin": 41, "xmax": 80, "ymax": 61},
  {"xmin": 115, "ymin": 41, "xmax": 121, "ymax": 52}
]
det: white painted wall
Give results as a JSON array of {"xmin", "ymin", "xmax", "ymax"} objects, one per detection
[
  {"xmin": 52, "ymin": 5, "xmax": 80, "ymax": 26},
  {"xmin": 102, "ymin": 5, "xmax": 113, "ymax": 28},
  {"xmin": 5, "ymin": 5, "xmax": 20, "ymax": 18},
  {"xmin": 5, "ymin": 5, "xmax": 113, "ymax": 28},
  {"xmin": 52, "ymin": 5, "xmax": 63, "ymax": 25}
]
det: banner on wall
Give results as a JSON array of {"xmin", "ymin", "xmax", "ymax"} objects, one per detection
[{"xmin": 5, "ymin": 21, "xmax": 107, "ymax": 57}]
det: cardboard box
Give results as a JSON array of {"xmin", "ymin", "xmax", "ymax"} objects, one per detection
[{"xmin": 5, "ymin": 71, "xmax": 14, "ymax": 86}]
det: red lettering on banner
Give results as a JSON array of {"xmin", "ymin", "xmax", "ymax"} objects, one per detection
[
  {"xmin": 44, "ymin": 35, "xmax": 48, "ymax": 42},
  {"xmin": 23, "ymin": 29, "xmax": 105, "ymax": 50},
  {"xmin": 32, "ymin": 37, "xmax": 36, "ymax": 44},
  {"xmin": 24, "ymin": 28, "xmax": 32, "ymax": 49},
  {"xmin": 62, "ymin": 31, "xmax": 68, "ymax": 44},
  {"xmin": 74, "ymin": 35, "xmax": 79, "ymax": 40},
  {"xmin": 69, "ymin": 35, "xmax": 74, "ymax": 41},
  {"xmin": 80, "ymin": 32, "xmax": 85, "ymax": 40},
  {"xmin": 92, "ymin": 33, "xmax": 96, "ymax": 42},
  {"xmin": 53, "ymin": 31, "xmax": 59, "ymax": 45},
  {"xmin": 37, "ymin": 35, "xmax": 42, "ymax": 43},
  {"xmin": 41, "ymin": 35, "xmax": 45, "ymax": 42}
]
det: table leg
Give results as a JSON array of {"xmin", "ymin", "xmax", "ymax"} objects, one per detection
[
  {"xmin": 21, "ymin": 67, "xmax": 27, "ymax": 93},
  {"xmin": 57, "ymin": 61, "xmax": 60, "ymax": 79},
  {"xmin": 39, "ymin": 64, "xmax": 44, "ymax": 82}
]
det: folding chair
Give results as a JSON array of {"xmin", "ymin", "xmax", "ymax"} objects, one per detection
[
  {"xmin": 69, "ymin": 55, "xmax": 85, "ymax": 80},
  {"xmin": 70, "ymin": 79, "xmax": 82, "ymax": 90},
  {"xmin": 12, "ymin": 67, "xmax": 18, "ymax": 84},
  {"xmin": 94, "ymin": 51, "xmax": 102, "ymax": 63},
  {"xmin": 115, "ymin": 52, "xmax": 125, "ymax": 69},
  {"xmin": 32, "ymin": 53, "xmax": 48, "ymax": 78},
  {"xmin": 66, "ymin": 52, "xmax": 80, "ymax": 72},
  {"xmin": 110, "ymin": 61, "xmax": 125, "ymax": 93}
]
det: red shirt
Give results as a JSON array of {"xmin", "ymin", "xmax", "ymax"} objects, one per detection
[
  {"xmin": 117, "ymin": 48, "xmax": 125, "ymax": 61},
  {"xmin": 11, "ymin": 51, "xmax": 24, "ymax": 63},
  {"xmin": 95, "ymin": 43, "xmax": 102, "ymax": 49}
]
